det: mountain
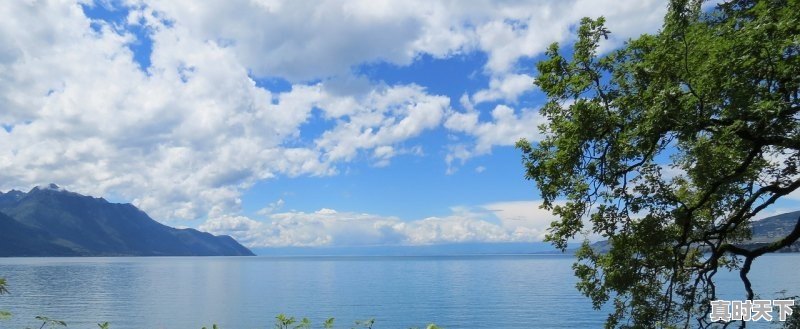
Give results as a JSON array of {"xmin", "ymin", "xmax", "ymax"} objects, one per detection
[
  {"xmin": 0, "ymin": 184, "xmax": 254, "ymax": 257},
  {"xmin": 0, "ymin": 211, "xmax": 75, "ymax": 257},
  {"xmin": 743, "ymin": 210, "xmax": 800, "ymax": 252},
  {"xmin": 252, "ymin": 242, "xmax": 562, "ymax": 257},
  {"xmin": 749, "ymin": 210, "xmax": 800, "ymax": 240},
  {"xmin": 589, "ymin": 211, "xmax": 800, "ymax": 253}
]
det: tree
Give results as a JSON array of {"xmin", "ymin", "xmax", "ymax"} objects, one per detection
[{"xmin": 517, "ymin": 0, "xmax": 799, "ymax": 328}]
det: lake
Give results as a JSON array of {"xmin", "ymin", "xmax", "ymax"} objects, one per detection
[{"xmin": 0, "ymin": 254, "xmax": 798, "ymax": 328}]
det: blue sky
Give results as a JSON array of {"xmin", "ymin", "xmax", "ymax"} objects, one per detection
[{"xmin": 1, "ymin": 0, "xmax": 795, "ymax": 249}]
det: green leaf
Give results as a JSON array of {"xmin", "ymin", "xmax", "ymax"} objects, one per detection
[{"xmin": 519, "ymin": 0, "xmax": 800, "ymax": 327}]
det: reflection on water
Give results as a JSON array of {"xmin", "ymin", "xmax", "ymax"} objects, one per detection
[{"xmin": 0, "ymin": 254, "xmax": 798, "ymax": 329}]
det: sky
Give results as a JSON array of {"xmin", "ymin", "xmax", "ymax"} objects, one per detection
[{"xmin": 1, "ymin": 0, "xmax": 795, "ymax": 249}]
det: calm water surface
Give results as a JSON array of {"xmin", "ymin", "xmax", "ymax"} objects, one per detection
[{"xmin": 0, "ymin": 254, "xmax": 798, "ymax": 328}]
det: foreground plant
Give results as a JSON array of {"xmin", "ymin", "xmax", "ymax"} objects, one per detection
[
  {"xmin": 28, "ymin": 316, "xmax": 66, "ymax": 329},
  {"xmin": 273, "ymin": 314, "xmax": 314, "ymax": 329},
  {"xmin": 203, "ymin": 316, "xmax": 439, "ymax": 329},
  {"xmin": 0, "ymin": 278, "xmax": 9, "ymax": 321},
  {"xmin": 1, "ymin": 286, "xmax": 436, "ymax": 329}
]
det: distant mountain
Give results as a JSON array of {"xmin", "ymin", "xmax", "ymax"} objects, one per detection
[
  {"xmin": 744, "ymin": 210, "xmax": 800, "ymax": 252},
  {"xmin": 589, "ymin": 211, "xmax": 800, "ymax": 253},
  {"xmin": 0, "ymin": 184, "xmax": 254, "ymax": 257},
  {"xmin": 0, "ymin": 211, "xmax": 75, "ymax": 256},
  {"xmin": 252, "ymin": 242, "xmax": 562, "ymax": 257}
]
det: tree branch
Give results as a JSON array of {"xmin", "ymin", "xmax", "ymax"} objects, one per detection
[{"xmin": 720, "ymin": 215, "xmax": 800, "ymax": 299}]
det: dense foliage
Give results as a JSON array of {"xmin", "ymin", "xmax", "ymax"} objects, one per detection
[{"xmin": 518, "ymin": 0, "xmax": 799, "ymax": 328}]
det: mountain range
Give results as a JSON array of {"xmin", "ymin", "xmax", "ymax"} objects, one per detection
[
  {"xmin": 744, "ymin": 210, "xmax": 800, "ymax": 252},
  {"xmin": 590, "ymin": 211, "xmax": 800, "ymax": 253},
  {"xmin": 0, "ymin": 184, "xmax": 253, "ymax": 257}
]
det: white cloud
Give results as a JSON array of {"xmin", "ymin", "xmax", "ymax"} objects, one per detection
[
  {"xmin": 135, "ymin": 0, "xmax": 667, "ymax": 81},
  {"xmin": 313, "ymin": 84, "xmax": 450, "ymax": 164},
  {"xmin": 0, "ymin": 1, "xmax": 448, "ymax": 222},
  {"xmin": 256, "ymin": 198, "xmax": 285, "ymax": 216},
  {"xmin": 0, "ymin": 1, "xmax": 341, "ymax": 221},
  {"xmin": 444, "ymin": 104, "xmax": 546, "ymax": 169},
  {"xmin": 0, "ymin": 0, "xmax": 673, "ymax": 224},
  {"xmin": 471, "ymin": 73, "xmax": 535, "ymax": 104},
  {"xmin": 137, "ymin": 0, "xmax": 471, "ymax": 82},
  {"xmin": 474, "ymin": 0, "xmax": 667, "ymax": 75},
  {"xmin": 762, "ymin": 148, "xmax": 800, "ymax": 201},
  {"xmin": 200, "ymin": 200, "xmax": 560, "ymax": 247},
  {"xmin": 483, "ymin": 201, "xmax": 562, "ymax": 241}
]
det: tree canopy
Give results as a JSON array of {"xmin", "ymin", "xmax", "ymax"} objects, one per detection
[{"xmin": 517, "ymin": 0, "xmax": 799, "ymax": 327}]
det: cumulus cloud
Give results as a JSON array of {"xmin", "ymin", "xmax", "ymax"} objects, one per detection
[
  {"xmin": 136, "ymin": 0, "xmax": 666, "ymax": 81},
  {"xmin": 313, "ymin": 84, "xmax": 449, "ymax": 163},
  {"xmin": 444, "ymin": 104, "xmax": 547, "ymax": 170},
  {"xmin": 0, "ymin": 1, "xmax": 333, "ymax": 221},
  {"xmin": 200, "ymin": 200, "xmax": 559, "ymax": 247},
  {"xmin": 471, "ymin": 74, "xmax": 536, "ymax": 104},
  {"xmin": 0, "ymin": 1, "xmax": 447, "ymax": 222},
  {"xmin": 0, "ymin": 0, "xmax": 672, "ymax": 226}
]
